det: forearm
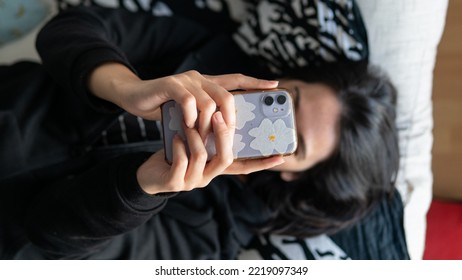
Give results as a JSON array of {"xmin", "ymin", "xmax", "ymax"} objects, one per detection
[
  {"xmin": 36, "ymin": 6, "xmax": 210, "ymax": 111},
  {"xmin": 87, "ymin": 62, "xmax": 140, "ymax": 108}
]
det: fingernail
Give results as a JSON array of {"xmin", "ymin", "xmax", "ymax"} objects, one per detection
[
  {"xmin": 214, "ymin": 111, "xmax": 224, "ymax": 123},
  {"xmin": 276, "ymin": 156, "xmax": 285, "ymax": 164},
  {"xmin": 184, "ymin": 118, "xmax": 195, "ymax": 128}
]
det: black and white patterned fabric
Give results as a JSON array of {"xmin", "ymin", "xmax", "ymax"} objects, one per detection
[
  {"xmin": 92, "ymin": 113, "xmax": 162, "ymax": 147},
  {"xmin": 233, "ymin": 0, "xmax": 368, "ymax": 74},
  {"xmin": 55, "ymin": 0, "xmax": 250, "ymax": 33},
  {"xmin": 55, "ymin": 0, "xmax": 247, "ymax": 20},
  {"xmin": 55, "ymin": 0, "xmax": 368, "ymax": 74},
  {"xmin": 241, "ymin": 234, "xmax": 351, "ymax": 260}
]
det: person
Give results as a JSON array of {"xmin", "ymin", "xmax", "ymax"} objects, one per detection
[{"xmin": 0, "ymin": 5, "xmax": 408, "ymax": 259}]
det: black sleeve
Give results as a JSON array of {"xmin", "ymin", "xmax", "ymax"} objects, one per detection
[
  {"xmin": 36, "ymin": 6, "xmax": 211, "ymax": 111},
  {"xmin": 24, "ymin": 152, "xmax": 173, "ymax": 259}
]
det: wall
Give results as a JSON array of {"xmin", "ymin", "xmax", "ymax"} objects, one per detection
[{"xmin": 432, "ymin": 0, "xmax": 462, "ymax": 201}]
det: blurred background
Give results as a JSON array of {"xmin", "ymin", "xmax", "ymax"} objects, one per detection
[
  {"xmin": 424, "ymin": 0, "xmax": 462, "ymax": 260},
  {"xmin": 432, "ymin": 0, "xmax": 462, "ymax": 202}
]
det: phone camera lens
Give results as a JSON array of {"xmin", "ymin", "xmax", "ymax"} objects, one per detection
[
  {"xmin": 264, "ymin": 95, "xmax": 274, "ymax": 106},
  {"xmin": 276, "ymin": 95, "xmax": 287, "ymax": 105}
]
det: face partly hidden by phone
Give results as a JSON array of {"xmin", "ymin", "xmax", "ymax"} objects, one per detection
[{"xmin": 161, "ymin": 89, "xmax": 298, "ymax": 164}]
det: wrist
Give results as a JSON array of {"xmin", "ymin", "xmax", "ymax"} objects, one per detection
[
  {"xmin": 88, "ymin": 62, "xmax": 140, "ymax": 108},
  {"xmin": 136, "ymin": 160, "xmax": 162, "ymax": 195}
]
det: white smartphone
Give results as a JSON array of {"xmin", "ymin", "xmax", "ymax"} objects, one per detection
[{"xmin": 160, "ymin": 89, "xmax": 297, "ymax": 164}]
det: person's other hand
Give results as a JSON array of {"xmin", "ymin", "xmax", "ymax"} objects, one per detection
[
  {"xmin": 88, "ymin": 63, "xmax": 278, "ymax": 139},
  {"xmin": 136, "ymin": 111, "xmax": 284, "ymax": 195}
]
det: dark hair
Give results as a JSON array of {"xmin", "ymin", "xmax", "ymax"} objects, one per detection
[{"xmin": 248, "ymin": 61, "xmax": 399, "ymax": 237}]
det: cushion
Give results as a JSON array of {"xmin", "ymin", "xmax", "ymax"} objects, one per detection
[
  {"xmin": 356, "ymin": 0, "xmax": 448, "ymax": 259},
  {"xmin": 0, "ymin": 0, "xmax": 55, "ymax": 64},
  {"xmin": 0, "ymin": 0, "xmax": 50, "ymax": 46}
]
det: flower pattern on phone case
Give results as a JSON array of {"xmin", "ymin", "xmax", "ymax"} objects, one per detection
[
  {"xmin": 234, "ymin": 94, "xmax": 256, "ymax": 129},
  {"xmin": 233, "ymin": 133, "xmax": 246, "ymax": 158},
  {"xmin": 248, "ymin": 118, "xmax": 296, "ymax": 156}
]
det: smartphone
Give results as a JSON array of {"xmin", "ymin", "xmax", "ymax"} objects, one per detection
[{"xmin": 160, "ymin": 89, "xmax": 297, "ymax": 164}]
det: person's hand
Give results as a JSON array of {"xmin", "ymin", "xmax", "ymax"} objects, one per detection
[
  {"xmin": 136, "ymin": 111, "xmax": 285, "ymax": 195},
  {"xmin": 88, "ymin": 63, "xmax": 278, "ymax": 139}
]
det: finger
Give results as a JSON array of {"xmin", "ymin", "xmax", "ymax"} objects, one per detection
[
  {"xmin": 224, "ymin": 156, "xmax": 285, "ymax": 175},
  {"xmin": 191, "ymin": 86, "xmax": 216, "ymax": 141},
  {"xmin": 168, "ymin": 134, "xmax": 189, "ymax": 187},
  {"xmin": 204, "ymin": 112, "xmax": 234, "ymax": 178},
  {"xmin": 205, "ymin": 74, "xmax": 279, "ymax": 91},
  {"xmin": 201, "ymin": 81, "xmax": 235, "ymax": 130},
  {"xmin": 183, "ymin": 125, "xmax": 208, "ymax": 189},
  {"xmin": 170, "ymin": 84, "xmax": 197, "ymax": 128}
]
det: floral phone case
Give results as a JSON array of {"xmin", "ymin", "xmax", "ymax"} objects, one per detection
[{"xmin": 161, "ymin": 89, "xmax": 297, "ymax": 164}]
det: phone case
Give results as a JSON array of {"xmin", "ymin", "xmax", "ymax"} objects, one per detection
[{"xmin": 161, "ymin": 89, "xmax": 297, "ymax": 164}]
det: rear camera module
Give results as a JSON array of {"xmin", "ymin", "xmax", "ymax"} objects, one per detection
[
  {"xmin": 264, "ymin": 95, "xmax": 274, "ymax": 106},
  {"xmin": 276, "ymin": 95, "xmax": 287, "ymax": 105}
]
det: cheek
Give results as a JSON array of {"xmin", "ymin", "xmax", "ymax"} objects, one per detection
[{"xmin": 314, "ymin": 129, "xmax": 339, "ymax": 161}]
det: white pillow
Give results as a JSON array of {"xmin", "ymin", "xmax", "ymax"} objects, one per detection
[{"xmin": 356, "ymin": 0, "xmax": 448, "ymax": 259}]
